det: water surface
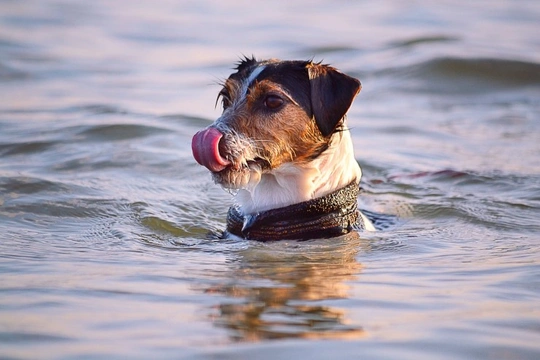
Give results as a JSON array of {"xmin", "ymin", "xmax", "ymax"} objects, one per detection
[{"xmin": 1, "ymin": 1, "xmax": 539, "ymax": 359}]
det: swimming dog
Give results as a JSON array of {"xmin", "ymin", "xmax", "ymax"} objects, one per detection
[{"xmin": 192, "ymin": 57, "xmax": 375, "ymax": 240}]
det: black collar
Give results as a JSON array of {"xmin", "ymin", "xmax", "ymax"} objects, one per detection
[{"xmin": 225, "ymin": 181, "xmax": 364, "ymax": 241}]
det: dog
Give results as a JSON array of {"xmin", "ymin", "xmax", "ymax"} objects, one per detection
[{"xmin": 192, "ymin": 57, "xmax": 375, "ymax": 240}]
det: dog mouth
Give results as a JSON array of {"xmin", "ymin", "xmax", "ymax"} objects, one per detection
[{"xmin": 192, "ymin": 127, "xmax": 269, "ymax": 188}]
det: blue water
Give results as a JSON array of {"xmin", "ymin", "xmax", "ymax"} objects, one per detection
[{"xmin": 1, "ymin": 1, "xmax": 539, "ymax": 359}]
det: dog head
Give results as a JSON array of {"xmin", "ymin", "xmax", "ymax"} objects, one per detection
[{"xmin": 192, "ymin": 57, "xmax": 361, "ymax": 190}]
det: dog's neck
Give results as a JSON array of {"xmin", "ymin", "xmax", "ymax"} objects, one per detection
[{"xmin": 235, "ymin": 129, "xmax": 362, "ymax": 215}]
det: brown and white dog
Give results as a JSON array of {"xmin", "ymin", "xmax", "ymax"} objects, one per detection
[{"xmin": 192, "ymin": 57, "xmax": 375, "ymax": 240}]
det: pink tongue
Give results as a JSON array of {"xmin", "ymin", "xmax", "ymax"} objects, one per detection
[{"xmin": 191, "ymin": 127, "xmax": 231, "ymax": 172}]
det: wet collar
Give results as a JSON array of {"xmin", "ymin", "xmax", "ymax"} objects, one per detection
[{"xmin": 225, "ymin": 181, "xmax": 363, "ymax": 241}]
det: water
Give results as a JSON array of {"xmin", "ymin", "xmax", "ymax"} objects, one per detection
[{"xmin": 1, "ymin": 0, "xmax": 539, "ymax": 359}]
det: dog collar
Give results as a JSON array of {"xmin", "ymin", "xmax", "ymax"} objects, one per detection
[{"xmin": 225, "ymin": 181, "xmax": 364, "ymax": 241}]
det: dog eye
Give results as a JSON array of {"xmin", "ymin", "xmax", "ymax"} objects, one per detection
[{"xmin": 264, "ymin": 95, "xmax": 284, "ymax": 110}]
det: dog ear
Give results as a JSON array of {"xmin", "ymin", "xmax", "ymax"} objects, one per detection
[{"xmin": 307, "ymin": 63, "xmax": 361, "ymax": 137}]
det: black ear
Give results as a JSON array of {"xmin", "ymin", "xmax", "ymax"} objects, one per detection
[{"xmin": 307, "ymin": 63, "xmax": 361, "ymax": 137}]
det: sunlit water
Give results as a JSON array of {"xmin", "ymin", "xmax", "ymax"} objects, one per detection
[{"xmin": 1, "ymin": 1, "xmax": 539, "ymax": 359}]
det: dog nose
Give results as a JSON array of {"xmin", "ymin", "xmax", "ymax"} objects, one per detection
[{"xmin": 192, "ymin": 127, "xmax": 231, "ymax": 172}]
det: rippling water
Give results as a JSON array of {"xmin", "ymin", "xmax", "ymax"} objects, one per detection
[{"xmin": 1, "ymin": 1, "xmax": 539, "ymax": 359}]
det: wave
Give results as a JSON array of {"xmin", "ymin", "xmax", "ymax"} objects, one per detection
[
  {"xmin": 389, "ymin": 35, "xmax": 459, "ymax": 48},
  {"xmin": 382, "ymin": 169, "xmax": 540, "ymax": 233},
  {"xmin": 76, "ymin": 123, "xmax": 170, "ymax": 142},
  {"xmin": 375, "ymin": 57, "xmax": 540, "ymax": 93}
]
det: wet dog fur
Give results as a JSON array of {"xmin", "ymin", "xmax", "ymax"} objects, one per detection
[{"xmin": 193, "ymin": 57, "xmax": 375, "ymax": 231}]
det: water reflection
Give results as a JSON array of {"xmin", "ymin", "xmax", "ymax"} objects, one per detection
[{"xmin": 206, "ymin": 233, "xmax": 368, "ymax": 341}]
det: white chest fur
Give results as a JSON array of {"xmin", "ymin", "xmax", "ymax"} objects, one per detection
[{"xmin": 235, "ymin": 129, "xmax": 362, "ymax": 215}]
